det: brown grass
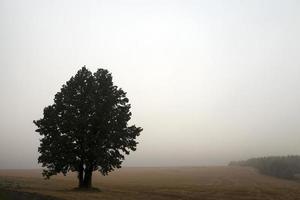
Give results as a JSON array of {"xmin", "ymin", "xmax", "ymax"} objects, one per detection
[{"xmin": 1, "ymin": 166, "xmax": 300, "ymax": 200}]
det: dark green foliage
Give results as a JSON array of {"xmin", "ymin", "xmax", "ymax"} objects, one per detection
[
  {"xmin": 229, "ymin": 155, "xmax": 300, "ymax": 179},
  {"xmin": 34, "ymin": 67, "xmax": 142, "ymax": 188}
]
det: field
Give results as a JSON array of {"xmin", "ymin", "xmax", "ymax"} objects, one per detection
[{"xmin": 1, "ymin": 166, "xmax": 300, "ymax": 200}]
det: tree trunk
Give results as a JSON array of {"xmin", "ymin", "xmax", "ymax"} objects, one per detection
[
  {"xmin": 82, "ymin": 169, "xmax": 92, "ymax": 188},
  {"xmin": 78, "ymin": 164, "xmax": 84, "ymax": 188},
  {"xmin": 77, "ymin": 163, "xmax": 93, "ymax": 189}
]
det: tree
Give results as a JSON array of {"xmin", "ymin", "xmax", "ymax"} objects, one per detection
[
  {"xmin": 228, "ymin": 156, "xmax": 300, "ymax": 179},
  {"xmin": 33, "ymin": 67, "xmax": 142, "ymax": 188}
]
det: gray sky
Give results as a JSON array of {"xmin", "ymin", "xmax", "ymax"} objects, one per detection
[{"xmin": 1, "ymin": 0, "xmax": 300, "ymax": 169}]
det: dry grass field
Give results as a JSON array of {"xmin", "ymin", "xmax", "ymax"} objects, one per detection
[{"xmin": 1, "ymin": 166, "xmax": 300, "ymax": 200}]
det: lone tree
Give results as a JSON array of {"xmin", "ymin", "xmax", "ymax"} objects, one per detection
[{"xmin": 34, "ymin": 67, "xmax": 142, "ymax": 189}]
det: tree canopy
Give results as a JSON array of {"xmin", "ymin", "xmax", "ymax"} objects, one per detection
[{"xmin": 34, "ymin": 67, "xmax": 142, "ymax": 188}]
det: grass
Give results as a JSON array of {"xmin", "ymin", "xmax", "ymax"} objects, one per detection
[{"xmin": 1, "ymin": 166, "xmax": 300, "ymax": 200}]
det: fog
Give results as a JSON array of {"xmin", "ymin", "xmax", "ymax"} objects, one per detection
[{"xmin": 1, "ymin": 0, "xmax": 300, "ymax": 169}]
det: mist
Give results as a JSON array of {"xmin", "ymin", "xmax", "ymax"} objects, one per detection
[{"xmin": 1, "ymin": 0, "xmax": 300, "ymax": 169}]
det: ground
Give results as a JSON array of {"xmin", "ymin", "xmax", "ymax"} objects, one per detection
[{"xmin": 1, "ymin": 166, "xmax": 300, "ymax": 200}]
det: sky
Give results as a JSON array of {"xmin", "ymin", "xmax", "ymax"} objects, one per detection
[{"xmin": 1, "ymin": 0, "xmax": 300, "ymax": 169}]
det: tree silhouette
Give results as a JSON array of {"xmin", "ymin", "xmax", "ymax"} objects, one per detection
[
  {"xmin": 229, "ymin": 155, "xmax": 300, "ymax": 179},
  {"xmin": 34, "ymin": 67, "xmax": 142, "ymax": 188}
]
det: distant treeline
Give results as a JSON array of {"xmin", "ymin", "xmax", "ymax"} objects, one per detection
[{"xmin": 229, "ymin": 155, "xmax": 300, "ymax": 179}]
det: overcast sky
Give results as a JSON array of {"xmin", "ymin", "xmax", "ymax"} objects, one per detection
[{"xmin": 1, "ymin": 0, "xmax": 300, "ymax": 169}]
